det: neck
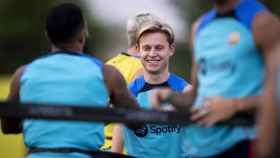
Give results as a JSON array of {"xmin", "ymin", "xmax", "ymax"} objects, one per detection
[
  {"xmin": 214, "ymin": 0, "xmax": 240, "ymax": 14},
  {"xmin": 127, "ymin": 46, "xmax": 139, "ymax": 56},
  {"xmin": 144, "ymin": 68, "xmax": 170, "ymax": 85},
  {"xmin": 51, "ymin": 43, "xmax": 83, "ymax": 53}
]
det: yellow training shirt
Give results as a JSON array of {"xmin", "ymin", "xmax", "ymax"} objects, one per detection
[{"xmin": 106, "ymin": 52, "xmax": 142, "ymax": 84}]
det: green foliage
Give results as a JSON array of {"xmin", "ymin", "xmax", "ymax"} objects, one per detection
[
  {"xmin": 0, "ymin": 0, "xmax": 103, "ymax": 74},
  {"xmin": 1, "ymin": 0, "xmax": 280, "ymax": 75}
]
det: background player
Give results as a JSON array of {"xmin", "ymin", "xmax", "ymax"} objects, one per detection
[
  {"xmin": 112, "ymin": 16, "xmax": 191, "ymax": 158},
  {"xmin": 102, "ymin": 12, "xmax": 163, "ymax": 152}
]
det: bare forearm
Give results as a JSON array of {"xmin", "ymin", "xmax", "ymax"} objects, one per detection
[
  {"xmin": 104, "ymin": 65, "xmax": 140, "ymax": 110},
  {"xmin": 113, "ymin": 92, "xmax": 140, "ymax": 110},
  {"xmin": 234, "ymin": 96, "xmax": 261, "ymax": 115},
  {"xmin": 168, "ymin": 91, "xmax": 195, "ymax": 111},
  {"xmin": 112, "ymin": 124, "xmax": 124, "ymax": 153}
]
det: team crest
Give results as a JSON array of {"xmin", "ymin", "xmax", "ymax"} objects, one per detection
[{"xmin": 228, "ymin": 32, "xmax": 240, "ymax": 45}]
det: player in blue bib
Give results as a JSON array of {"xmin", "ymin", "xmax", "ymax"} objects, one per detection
[
  {"xmin": 112, "ymin": 15, "xmax": 191, "ymax": 158},
  {"xmin": 1, "ymin": 3, "xmax": 140, "ymax": 158},
  {"xmin": 124, "ymin": 74, "xmax": 189, "ymax": 158},
  {"xmin": 151, "ymin": 0, "xmax": 280, "ymax": 157}
]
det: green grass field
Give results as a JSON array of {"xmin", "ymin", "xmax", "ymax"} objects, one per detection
[{"xmin": 0, "ymin": 76, "xmax": 25, "ymax": 158}]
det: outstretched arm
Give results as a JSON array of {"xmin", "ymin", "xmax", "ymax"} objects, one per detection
[
  {"xmin": 103, "ymin": 65, "xmax": 140, "ymax": 109},
  {"xmin": 255, "ymin": 11, "xmax": 280, "ymax": 158}
]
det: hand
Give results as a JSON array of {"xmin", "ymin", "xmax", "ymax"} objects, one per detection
[
  {"xmin": 150, "ymin": 88, "xmax": 173, "ymax": 111},
  {"xmin": 191, "ymin": 96, "xmax": 238, "ymax": 127}
]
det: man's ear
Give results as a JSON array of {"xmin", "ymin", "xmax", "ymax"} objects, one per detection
[
  {"xmin": 136, "ymin": 44, "xmax": 140, "ymax": 52},
  {"xmin": 169, "ymin": 43, "xmax": 175, "ymax": 56},
  {"xmin": 77, "ymin": 29, "xmax": 86, "ymax": 45}
]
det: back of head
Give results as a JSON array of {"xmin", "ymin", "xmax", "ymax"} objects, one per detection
[
  {"xmin": 126, "ymin": 12, "xmax": 163, "ymax": 47},
  {"xmin": 46, "ymin": 3, "xmax": 85, "ymax": 46}
]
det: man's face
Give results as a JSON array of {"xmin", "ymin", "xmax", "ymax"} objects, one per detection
[{"xmin": 138, "ymin": 32, "xmax": 174, "ymax": 75}]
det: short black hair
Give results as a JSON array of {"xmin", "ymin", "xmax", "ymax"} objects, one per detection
[{"xmin": 46, "ymin": 3, "xmax": 85, "ymax": 45}]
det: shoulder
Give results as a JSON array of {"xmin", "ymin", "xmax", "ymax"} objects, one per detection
[
  {"xmin": 126, "ymin": 56, "xmax": 142, "ymax": 82},
  {"xmin": 106, "ymin": 53, "xmax": 123, "ymax": 65},
  {"xmin": 103, "ymin": 64, "xmax": 126, "ymax": 94},
  {"xmin": 106, "ymin": 53, "xmax": 141, "ymax": 69},
  {"xmin": 13, "ymin": 66, "xmax": 26, "ymax": 79},
  {"xmin": 129, "ymin": 75, "xmax": 145, "ymax": 97},
  {"xmin": 168, "ymin": 73, "xmax": 188, "ymax": 92},
  {"xmin": 129, "ymin": 67, "xmax": 143, "ymax": 83},
  {"xmin": 81, "ymin": 54, "xmax": 104, "ymax": 68},
  {"xmin": 253, "ymin": 10, "xmax": 280, "ymax": 49},
  {"xmin": 103, "ymin": 65, "xmax": 121, "ymax": 78},
  {"xmin": 190, "ymin": 14, "xmax": 206, "ymax": 47},
  {"xmin": 253, "ymin": 10, "xmax": 279, "ymax": 34},
  {"xmin": 234, "ymin": 0, "xmax": 267, "ymax": 30},
  {"xmin": 108, "ymin": 54, "xmax": 142, "ymax": 83},
  {"xmin": 10, "ymin": 65, "xmax": 26, "ymax": 93},
  {"xmin": 195, "ymin": 9, "xmax": 216, "ymax": 35},
  {"xmin": 123, "ymin": 54, "xmax": 141, "ymax": 66},
  {"xmin": 106, "ymin": 53, "xmax": 139, "ymax": 64}
]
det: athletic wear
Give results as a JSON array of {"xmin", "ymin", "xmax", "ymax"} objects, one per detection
[
  {"xmin": 183, "ymin": 0, "xmax": 266, "ymax": 157},
  {"xmin": 209, "ymin": 141, "xmax": 254, "ymax": 158},
  {"xmin": 106, "ymin": 52, "xmax": 142, "ymax": 84},
  {"xmin": 21, "ymin": 51, "xmax": 109, "ymax": 158},
  {"xmin": 124, "ymin": 74, "xmax": 188, "ymax": 158}
]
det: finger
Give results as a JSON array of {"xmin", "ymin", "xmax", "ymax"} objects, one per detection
[
  {"xmin": 191, "ymin": 106, "xmax": 200, "ymax": 113},
  {"xmin": 197, "ymin": 121, "xmax": 205, "ymax": 127},
  {"xmin": 203, "ymin": 116, "xmax": 219, "ymax": 127},
  {"xmin": 204, "ymin": 97, "xmax": 211, "ymax": 102},
  {"xmin": 205, "ymin": 119, "xmax": 215, "ymax": 128},
  {"xmin": 150, "ymin": 95, "xmax": 158, "ymax": 107},
  {"xmin": 150, "ymin": 91, "xmax": 161, "ymax": 110},
  {"xmin": 161, "ymin": 104, "xmax": 176, "ymax": 111},
  {"xmin": 203, "ymin": 98, "xmax": 212, "ymax": 108},
  {"xmin": 197, "ymin": 116, "xmax": 209, "ymax": 127},
  {"xmin": 191, "ymin": 107, "xmax": 210, "ymax": 121},
  {"xmin": 197, "ymin": 116, "xmax": 215, "ymax": 127}
]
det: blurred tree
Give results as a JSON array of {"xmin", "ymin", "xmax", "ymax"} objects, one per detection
[
  {"xmin": 1, "ymin": 0, "xmax": 280, "ymax": 76},
  {"xmin": 0, "ymin": 0, "xmax": 55, "ymax": 73},
  {"xmin": 0, "ymin": 0, "xmax": 106, "ymax": 74},
  {"xmin": 0, "ymin": 1, "xmax": 107, "ymax": 158},
  {"xmin": 262, "ymin": 0, "xmax": 280, "ymax": 15}
]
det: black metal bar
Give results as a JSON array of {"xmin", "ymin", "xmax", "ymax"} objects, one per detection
[{"xmin": 0, "ymin": 102, "xmax": 254, "ymax": 126}]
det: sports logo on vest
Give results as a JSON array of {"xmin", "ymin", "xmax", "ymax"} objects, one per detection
[
  {"xmin": 228, "ymin": 32, "xmax": 240, "ymax": 46},
  {"xmin": 134, "ymin": 125, "xmax": 148, "ymax": 137},
  {"xmin": 198, "ymin": 58, "xmax": 236, "ymax": 76},
  {"xmin": 134, "ymin": 124, "xmax": 181, "ymax": 137}
]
